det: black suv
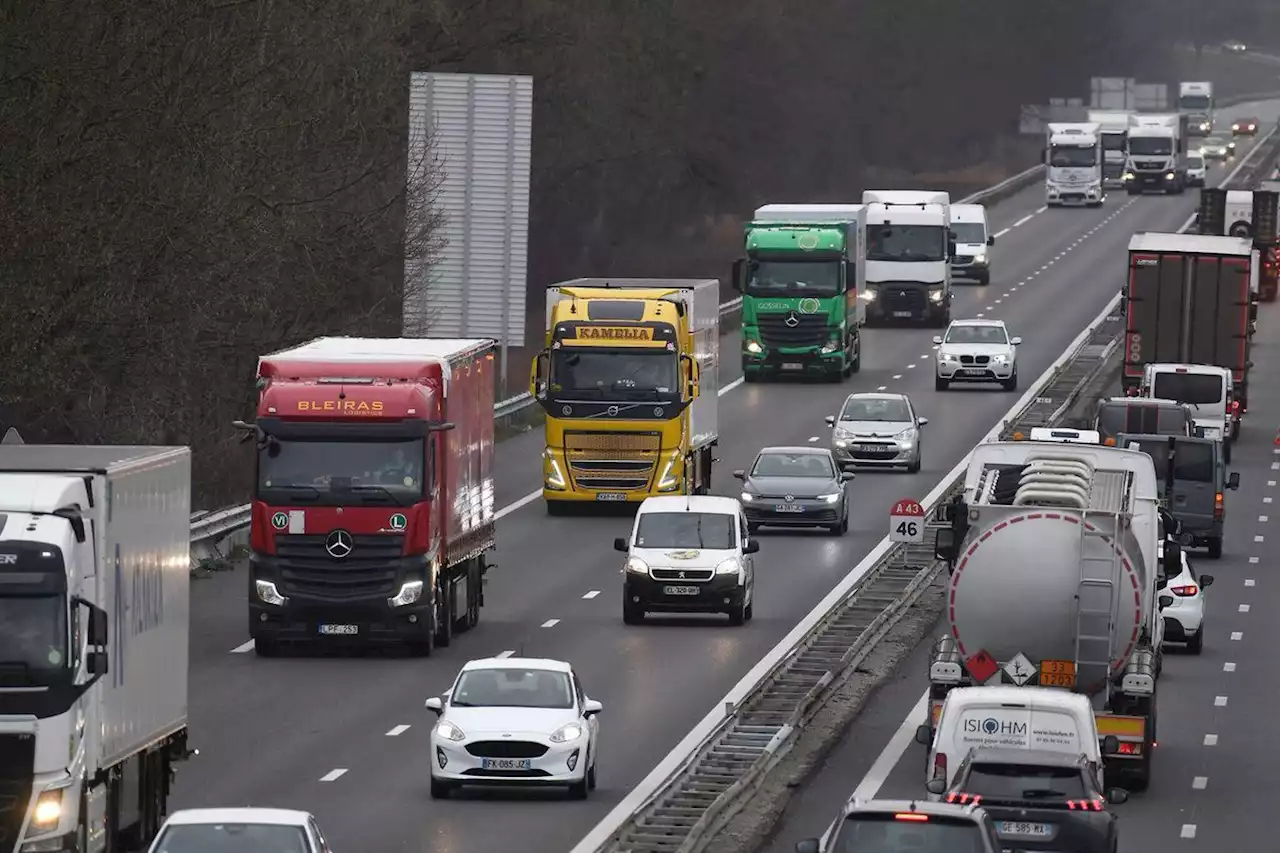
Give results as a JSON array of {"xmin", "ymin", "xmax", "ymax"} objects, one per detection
[
  {"xmin": 926, "ymin": 747, "xmax": 1128, "ymax": 853},
  {"xmin": 795, "ymin": 798, "xmax": 1002, "ymax": 853}
]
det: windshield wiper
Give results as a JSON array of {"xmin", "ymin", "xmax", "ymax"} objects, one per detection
[
  {"xmin": 340, "ymin": 485, "xmax": 399, "ymax": 504},
  {"xmin": 264, "ymin": 484, "xmax": 321, "ymax": 502}
]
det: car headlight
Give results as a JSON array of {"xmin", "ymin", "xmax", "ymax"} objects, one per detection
[
  {"xmin": 549, "ymin": 722, "xmax": 584, "ymax": 743},
  {"xmin": 435, "ymin": 720, "xmax": 467, "ymax": 742},
  {"xmin": 972, "ymin": 252, "xmax": 987, "ymax": 265},
  {"xmin": 625, "ymin": 556, "xmax": 649, "ymax": 574},
  {"xmin": 388, "ymin": 580, "xmax": 424, "ymax": 607},
  {"xmin": 745, "ymin": 339, "xmax": 763, "ymax": 354},
  {"xmin": 715, "ymin": 557, "xmax": 742, "ymax": 575},
  {"xmin": 990, "ymin": 353, "xmax": 1007, "ymax": 364},
  {"xmin": 938, "ymin": 352, "xmax": 958, "ymax": 363},
  {"xmin": 818, "ymin": 492, "xmax": 842, "ymax": 504},
  {"xmin": 255, "ymin": 579, "xmax": 287, "ymax": 606},
  {"xmin": 896, "ymin": 428, "xmax": 916, "ymax": 445},
  {"xmin": 739, "ymin": 492, "xmax": 755, "ymax": 503},
  {"xmin": 928, "ymin": 288, "xmax": 944, "ymax": 303},
  {"xmin": 833, "ymin": 427, "xmax": 852, "ymax": 439}
]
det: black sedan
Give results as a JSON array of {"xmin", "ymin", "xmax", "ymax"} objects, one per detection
[
  {"xmin": 734, "ymin": 446, "xmax": 853, "ymax": 535},
  {"xmin": 928, "ymin": 748, "xmax": 1127, "ymax": 853}
]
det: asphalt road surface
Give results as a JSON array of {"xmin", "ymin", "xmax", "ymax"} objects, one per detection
[{"xmin": 172, "ymin": 98, "xmax": 1280, "ymax": 853}]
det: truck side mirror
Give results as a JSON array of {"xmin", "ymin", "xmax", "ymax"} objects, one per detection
[
  {"xmin": 530, "ymin": 351, "xmax": 549, "ymax": 399},
  {"xmin": 934, "ymin": 528, "xmax": 955, "ymax": 561},
  {"xmin": 1227, "ymin": 471, "xmax": 1240, "ymax": 490},
  {"xmin": 731, "ymin": 258, "xmax": 745, "ymax": 292},
  {"xmin": 915, "ymin": 724, "xmax": 933, "ymax": 745},
  {"xmin": 948, "ymin": 237, "xmax": 957, "ymax": 259},
  {"xmin": 682, "ymin": 354, "xmax": 700, "ymax": 400},
  {"xmin": 987, "ymin": 235, "xmax": 995, "ymax": 246},
  {"xmin": 844, "ymin": 259, "xmax": 856, "ymax": 285},
  {"xmin": 74, "ymin": 598, "xmax": 109, "ymax": 684}
]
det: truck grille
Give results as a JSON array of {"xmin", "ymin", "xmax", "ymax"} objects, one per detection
[
  {"xmin": 465, "ymin": 741, "xmax": 549, "ymax": 758},
  {"xmin": 959, "ymin": 355, "xmax": 990, "ymax": 365},
  {"xmin": 564, "ymin": 431, "xmax": 660, "ymax": 491},
  {"xmin": 1134, "ymin": 160, "xmax": 1166, "ymax": 171},
  {"xmin": 756, "ymin": 312, "xmax": 829, "ymax": 347},
  {"xmin": 879, "ymin": 285, "xmax": 926, "ymax": 314},
  {"xmin": 651, "ymin": 568, "xmax": 715, "ymax": 582},
  {"xmin": 0, "ymin": 733, "xmax": 34, "ymax": 850},
  {"xmin": 275, "ymin": 534, "xmax": 403, "ymax": 598},
  {"xmin": 951, "ymin": 255, "xmax": 974, "ymax": 265}
]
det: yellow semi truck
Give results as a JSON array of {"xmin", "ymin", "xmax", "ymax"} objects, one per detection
[{"xmin": 529, "ymin": 278, "xmax": 720, "ymax": 514}]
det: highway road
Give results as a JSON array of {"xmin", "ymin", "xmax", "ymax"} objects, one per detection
[
  {"xmin": 171, "ymin": 98, "xmax": 1280, "ymax": 853},
  {"xmin": 755, "ymin": 323, "xmax": 1280, "ymax": 853}
]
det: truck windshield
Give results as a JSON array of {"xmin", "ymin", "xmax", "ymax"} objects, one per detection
[
  {"xmin": 635, "ymin": 512, "xmax": 736, "ymax": 550},
  {"xmin": 830, "ymin": 815, "xmax": 987, "ymax": 853},
  {"xmin": 744, "ymin": 259, "xmax": 841, "ymax": 297},
  {"xmin": 257, "ymin": 437, "xmax": 426, "ymax": 505},
  {"xmin": 1049, "ymin": 145, "xmax": 1096, "ymax": 167},
  {"xmin": 951, "ymin": 223, "xmax": 986, "ymax": 244},
  {"xmin": 1153, "ymin": 372, "xmax": 1225, "ymax": 405},
  {"xmin": 867, "ymin": 225, "xmax": 946, "ymax": 262},
  {"xmin": 549, "ymin": 349, "xmax": 678, "ymax": 399},
  {"xmin": 1180, "ymin": 95, "xmax": 1211, "ymax": 111},
  {"xmin": 0, "ymin": 596, "xmax": 68, "ymax": 683},
  {"xmin": 1101, "ymin": 133, "xmax": 1127, "ymax": 151},
  {"xmin": 1129, "ymin": 137, "xmax": 1173, "ymax": 156}
]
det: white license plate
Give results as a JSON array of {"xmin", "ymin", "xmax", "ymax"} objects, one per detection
[
  {"xmin": 774, "ymin": 504, "xmax": 805, "ymax": 513},
  {"xmin": 958, "ymin": 368, "xmax": 987, "ymax": 376},
  {"xmin": 853, "ymin": 444, "xmax": 885, "ymax": 452},
  {"xmin": 893, "ymin": 310, "xmax": 913, "ymax": 318},
  {"xmin": 481, "ymin": 758, "xmax": 532, "ymax": 771},
  {"xmin": 595, "ymin": 493, "xmax": 627, "ymax": 502},
  {"xmin": 996, "ymin": 821, "xmax": 1052, "ymax": 837},
  {"xmin": 663, "ymin": 585, "xmax": 700, "ymax": 596},
  {"xmin": 318, "ymin": 624, "xmax": 358, "ymax": 636},
  {"xmin": 781, "ymin": 362, "xmax": 804, "ymax": 370}
]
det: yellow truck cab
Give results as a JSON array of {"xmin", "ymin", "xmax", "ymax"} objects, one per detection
[{"xmin": 530, "ymin": 279, "xmax": 720, "ymax": 514}]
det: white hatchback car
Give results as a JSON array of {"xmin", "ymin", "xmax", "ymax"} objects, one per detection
[
  {"xmin": 1159, "ymin": 544, "xmax": 1214, "ymax": 654},
  {"xmin": 147, "ymin": 808, "xmax": 331, "ymax": 853},
  {"xmin": 933, "ymin": 319, "xmax": 1021, "ymax": 391},
  {"xmin": 427, "ymin": 657, "xmax": 602, "ymax": 799}
]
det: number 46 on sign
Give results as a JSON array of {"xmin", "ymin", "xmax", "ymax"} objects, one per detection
[{"xmin": 890, "ymin": 499, "xmax": 926, "ymax": 543}]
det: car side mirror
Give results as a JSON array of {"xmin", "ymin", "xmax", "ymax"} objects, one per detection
[
  {"xmin": 1200, "ymin": 574, "xmax": 1215, "ymax": 588},
  {"xmin": 1102, "ymin": 735, "xmax": 1120, "ymax": 755},
  {"xmin": 425, "ymin": 697, "xmax": 443, "ymax": 715},
  {"xmin": 1010, "ymin": 336, "xmax": 1023, "ymax": 346},
  {"xmin": 915, "ymin": 724, "xmax": 933, "ymax": 745},
  {"xmin": 840, "ymin": 472, "xmax": 856, "ymax": 482},
  {"xmin": 932, "ymin": 336, "xmax": 944, "ymax": 345},
  {"xmin": 743, "ymin": 540, "xmax": 760, "ymax": 555},
  {"xmin": 1106, "ymin": 787, "xmax": 1130, "ymax": 805},
  {"xmin": 613, "ymin": 537, "xmax": 629, "ymax": 553},
  {"xmin": 1227, "ymin": 471, "xmax": 1240, "ymax": 489},
  {"xmin": 795, "ymin": 840, "xmax": 820, "ymax": 853},
  {"xmin": 917, "ymin": 417, "xmax": 928, "ymax": 426},
  {"xmin": 987, "ymin": 235, "xmax": 995, "ymax": 246},
  {"xmin": 824, "ymin": 415, "xmax": 836, "ymax": 427},
  {"xmin": 583, "ymin": 699, "xmax": 603, "ymax": 717},
  {"xmin": 926, "ymin": 778, "xmax": 947, "ymax": 795},
  {"xmin": 1159, "ymin": 595, "xmax": 1174, "ymax": 609},
  {"xmin": 732, "ymin": 469, "xmax": 746, "ymax": 480}
]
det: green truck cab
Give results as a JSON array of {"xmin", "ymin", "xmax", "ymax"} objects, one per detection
[{"xmin": 731, "ymin": 204, "xmax": 867, "ymax": 382}]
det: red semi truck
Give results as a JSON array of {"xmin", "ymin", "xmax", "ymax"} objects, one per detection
[{"xmin": 236, "ymin": 337, "xmax": 496, "ymax": 657}]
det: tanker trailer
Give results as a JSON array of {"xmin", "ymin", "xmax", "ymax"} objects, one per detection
[{"xmin": 926, "ymin": 441, "xmax": 1183, "ymax": 791}]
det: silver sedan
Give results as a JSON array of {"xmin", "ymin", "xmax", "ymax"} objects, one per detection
[{"xmin": 824, "ymin": 392, "xmax": 927, "ymax": 473}]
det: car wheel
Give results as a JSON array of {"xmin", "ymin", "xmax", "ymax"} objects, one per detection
[
  {"xmin": 253, "ymin": 637, "xmax": 280, "ymax": 657},
  {"xmin": 567, "ymin": 775, "xmax": 590, "ymax": 800},
  {"xmin": 587, "ymin": 756, "xmax": 598, "ymax": 790},
  {"xmin": 1001, "ymin": 369, "xmax": 1018, "ymax": 392},
  {"xmin": 430, "ymin": 777, "xmax": 453, "ymax": 799},
  {"xmin": 935, "ymin": 374, "xmax": 949, "ymax": 391},
  {"xmin": 623, "ymin": 597, "xmax": 646, "ymax": 625},
  {"xmin": 728, "ymin": 600, "xmax": 747, "ymax": 626},
  {"xmin": 744, "ymin": 599, "xmax": 754, "ymax": 621},
  {"xmin": 907, "ymin": 449, "xmax": 921, "ymax": 474},
  {"xmin": 1187, "ymin": 626, "xmax": 1204, "ymax": 655},
  {"xmin": 1206, "ymin": 536, "xmax": 1223, "ymax": 559}
]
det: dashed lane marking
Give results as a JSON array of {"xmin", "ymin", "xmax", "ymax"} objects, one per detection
[
  {"xmin": 497, "ymin": 649, "xmax": 515, "ymax": 658},
  {"xmin": 877, "ymin": 385, "xmax": 887, "ymax": 391},
  {"xmin": 1231, "ymin": 631, "xmax": 1243, "ymax": 641},
  {"xmin": 386, "ymin": 725, "xmax": 410, "ymax": 736},
  {"xmin": 1181, "ymin": 825, "xmax": 1197, "ymax": 839},
  {"xmin": 1214, "ymin": 695, "xmax": 1229, "ymax": 706},
  {"xmin": 808, "ymin": 436, "xmax": 820, "ymax": 442},
  {"xmin": 1193, "ymin": 776, "xmax": 1209, "ymax": 790},
  {"xmin": 319, "ymin": 769, "xmax": 348, "ymax": 782},
  {"xmin": 230, "ymin": 640, "xmax": 254, "ymax": 654},
  {"xmin": 1245, "ymin": 579, "xmax": 1256, "ymax": 586},
  {"xmin": 992, "ymin": 227, "xmax": 1010, "ymax": 238},
  {"xmin": 1224, "ymin": 662, "xmax": 1237, "ymax": 672},
  {"xmin": 892, "ymin": 374, "xmax": 903, "ymax": 380},
  {"xmin": 1239, "ymin": 604, "xmax": 1251, "ymax": 613},
  {"xmin": 582, "ymin": 590, "xmax": 601, "ymax": 599},
  {"xmin": 1011, "ymin": 214, "xmax": 1035, "ymax": 227},
  {"xmin": 1204, "ymin": 733, "xmax": 1219, "ymax": 746},
  {"xmin": 1249, "ymin": 556, "xmax": 1259, "ymax": 564},
  {"xmin": 541, "ymin": 618, "xmax": 560, "ymax": 628}
]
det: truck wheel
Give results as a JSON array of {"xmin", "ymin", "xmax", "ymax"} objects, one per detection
[
  {"xmin": 743, "ymin": 370, "xmax": 758, "ymax": 383},
  {"xmin": 850, "ymin": 346, "xmax": 861, "ymax": 374},
  {"xmin": 1224, "ymin": 441, "xmax": 1232, "ymax": 463},
  {"xmin": 435, "ymin": 584, "xmax": 455, "ymax": 648},
  {"xmin": 253, "ymin": 637, "xmax": 280, "ymax": 657},
  {"xmin": 1206, "ymin": 536, "xmax": 1223, "ymax": 559}
]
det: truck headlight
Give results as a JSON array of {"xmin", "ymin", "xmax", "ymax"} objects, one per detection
[
  {"xmin": 657, "ymin": 451, "xmax": 681, "ymax": 491},
  {"xmin": 388, "ymin": 580, "xmax": 424, "ymax": 607},
  {"xmin": 1123, "ymin": 172, "xmax": 1135, "ymax": 181},
  {"xmin": 714, "ymin": 557, "xmax": 742, "ymax": 574},
  {"xmin": 859, "ymin": 289, "xmax": 877, "ymax": 302},
  {"xmin": 928, "ymin": 288, "xmax": 944, "ymax": 303},
  {"xmin": 745, "ymin": 339, "xmax": 763, "ymax": 354},
  {"xmin": 255, "ymin": 580, "xmax": 287, "ymax": 606},
  {"xmin": 972, "ymin": 252, "xmax": 987, "ymax": 266},
  {"xmin": 31, "ymin": 790, "xmax": 62, "ymax": 830},
  {"xmin": 820, "ymin": 340, "xmax": 840, "ymax": 354},
  {"xmin": 543, "ymin": 449, "xmax": 566, "ymax": 490},
  {"xmin": 625, "ymin": 556, "xmax": 649, "ymax": 575}
]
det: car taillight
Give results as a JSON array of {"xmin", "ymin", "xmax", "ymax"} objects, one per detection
[
  {"xmin": 1171, "ymin": 584, "xmax": 1198, "ymax": 596},
  {"xmin": 932, "ymin": 752, "xmax": 947, "ymax": 783},
  {"xmin": 1231, "ymin": 399, "xmax": 1240, "ymax": 413},
  {"xmin": 1066, "ymin": 799, "xmax": 1105, "ymax": 811},
  {"xmin": 895, "ymin": 813, "xmax": 930, "ymax": 822},
  {"xmin": 1214, "ymin": 492, "xmax": 1224, "ymax": 520},
  {"xmin": 946, "ymin": 792, "xmax": 982, "ymax": 805}
]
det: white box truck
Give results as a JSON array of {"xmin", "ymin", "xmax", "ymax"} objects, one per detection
[
  {"xmin": 0, "ymin": 438, "xmax": 192, "ymax": 852},
  {"xmin": 1178, "ymin": 81, "xmax": 1215, "ymax": 135},
  {"xmin": 1087, "ymin": 110, "xmax": 1133, "ymax": 186},
  {"xmin": 1124, "ymin": 113, "xmax": 1188, "ymax": 195},
  {"xmin": 1045, "ymin": 122, "xmax": 1105, "ymax": 207},
  {"xmin": 860, "ymin": 190, "xmax": 953, "ymax": 327}
]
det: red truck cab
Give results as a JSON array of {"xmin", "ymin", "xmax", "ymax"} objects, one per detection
[{"xmin": 240, "ymin": 337, "xmax": 496, "ymax": 657}]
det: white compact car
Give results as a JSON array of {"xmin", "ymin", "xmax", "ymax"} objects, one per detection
[
  {"xmin": 825, "ymin": 391, "xmax": 927, "ymax": 472},
  {"xmin": 934, "ymin": 319, "xmax": 1021, "ymax": 391},
  {"xmin": 1159, "ymin": 544, "xmax": 1214, "ymax": 654},
  {"xmin": 427, "ymin": 657, "xmax": 602, "ymax": 799},
  {"xmin": 148, "ymin": 808, "xmax": 332, "ymax": 853}
]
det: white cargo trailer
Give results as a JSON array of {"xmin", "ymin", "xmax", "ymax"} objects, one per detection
[{"xmin": 0, "ymin": 441, "xmax": 191, "ymax": 852}]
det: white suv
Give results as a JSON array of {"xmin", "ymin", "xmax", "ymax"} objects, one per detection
[{"xmin": 934, "ymin": 319, "xmax": 1021, "ymax": 391}]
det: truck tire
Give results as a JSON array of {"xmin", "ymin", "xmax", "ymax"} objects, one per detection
[
  {"xmin": 460, "ymin": 560, "xmax": 482, "ymax": 631},
  {"xmin": 435, "ymin": 583, "xmax": 455, "ymax": 648},
  {"xmin": 850, "ymin": 344, "xmax": 861, "ymax": 374},
  {"xmin": 1206, "ymin": 536, "xmax": 1223, "ymax": 559}
]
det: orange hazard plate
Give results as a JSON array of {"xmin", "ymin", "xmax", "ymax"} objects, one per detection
[{"xmin": 1039, "ymin": 659, "xmax": 1076, "ymax": 687}]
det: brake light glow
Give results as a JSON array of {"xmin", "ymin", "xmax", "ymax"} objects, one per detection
[
  {"xmin": 1066, "ymin": 799, "xmax": 1105, "ymax": 811},
  {"xmin": 1117, "ymin": 742, "xmax": 1142, "ymax": 755},
  {"xmin": 932, "ymin": 752, "xmax": 947, "ymax": 783},
  {"xmin": 1104, "ymin": 437, "xmax": 1117, "ymax": 446},
  {"xmin": 1231, "ymin": 400, "xmax": 1240, "ymax": 413},
  {"xmin": 1214, "ymin": 492, "xmax": 1224, "ymax": 520},
  {"xmin": 1171, "ymin": 584, "xmax": 1198, "ymax": 596},
  {"xmin": 894, "ymin": 813, "xmax": 930, "ymax": 822},
  {"xmin": 946, "ymin": 793, "xmax": 982, "ymax": 805}
]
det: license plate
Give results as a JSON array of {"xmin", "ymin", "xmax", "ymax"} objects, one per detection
[
  {"xmin": 481, "ymin": 758, "xmax": 532, "ymax": 771},
  {"xmin": 1040, "ymin": 658, "xmax": 1077, "ymax": 687},
  {"xmin": 958, "ymin": 368, "xmax": 987, "ymax": 376},
  {"xmin": 853, "ymin": 444, "xmax": 886, "ymax": 453},
  {"xmin": 893, "ymin": 310, "xmax": 913, "ymax": 318},
  {"xmin": 318, "ymin": 624, "xmax": 358, "ymax": 636},
  {"xmin": 996, "ymin": 821, "xmax": 1052, "ymax": 838},
  {"xmin": 595, "ymin": 493, "xmax": 627, "ymax": 502},
  {"xmin": 774, "ymin": 504, "xmax": 805, "ymax": 513},
  {"xmin": 663, "ymin": 585, "xmax": 700, "ymax": 596},
  {"xmin": 781, "ymin": 362, "xmax": 804, "ymax": 370}
]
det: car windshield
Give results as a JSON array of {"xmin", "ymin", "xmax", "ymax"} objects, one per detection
[
  {"xmin": 1186, "ymin": 155, "xmax": 1204, "ymax": 168},
  {"xmin": 0, "ymin": 595, "xmax": 68, "ymax": 683},
  {"xmin": 151, "ymin": 823, "xmax": 310, "ymax": 853},
  {"xmin": 1153, "ymin": 372, "xmax": 1224, "ymax": 405},
  {"xmin": 1204, "ymin": 137, "xmax": 1227, "ymax": 148},
  {"xmin": 945, "ymin": 325, "xmax": 1007, "ymax": 345},
  {"xmin": 1129, "ymin": 137, "xmax": 1172, "ymax": 156},
  {"xmin": 964, "ymin": 762, "xmax": 1088, "ymax": 800},
  {"xmin": 1126, "ymin": 438, "xmax": 1216, "ymax": 483},
  {"xmin": 451, "ymin": 667, "xmax": 575, "ymax": 709},
  {"xmin": 751, "ymin": 452, "xmax": 835, "ymax": 478},
  {"xmin": 1096, "ymin": 403, "xmax": 1188, "ymax": 440},
  {"xmin": 257, "ymin": 437, "xmax": 425, "ymax": 506},
  {"xmin": 866, "ymin": 224, "xmax": 947, "ymax": 262},
  {"xmin": 549, "ymin": 348, "xmax": 678, "ymax": 400},
  {"xmin": 634, "ymin": 511, "xmax": 737, "ymax": 550},
  {"xmin": 1049, "ymin": 144, "xmax": 1096, "ymax": 167},
  {"xmin": 830, "ymin": 815, "xmax": 987, "ymax": 853},
  {"xmin": 744, "ymin": 259, "xmax": 842, "ymax": 298},
  {"xmin": 840, "ymin": 398, "xmax": 911, "ymax": 422},
  {"xmin": 951, "ymin": 223, "xmax": 986, "ymax": 244}
]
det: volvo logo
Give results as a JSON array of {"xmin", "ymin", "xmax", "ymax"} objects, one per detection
[
  {"xmin": 784, "ymin": 313, "xmax": 800, "ymax": 327},
  {"xmin": 607, "ymin": 405, "xmax": 619, "ymax": 416},
  {"xmin": 326, "ymin": 529, "xmax": 354, "ymax": 559},
  {"xmin": 561, "ymin": 405, "xmax": 572, "ymax": 416}
]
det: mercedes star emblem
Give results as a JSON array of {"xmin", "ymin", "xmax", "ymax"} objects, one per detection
[
  {"xmin": 785, "ymin": 495, "xmax": 795, "ymax": 502},
  {"xmin": 326, "ymin": 529, "xmax": 354, "ymax": 559},
  {"xmin": 784, "ymin": 313, "xmax": 800, "ymax": 327}
]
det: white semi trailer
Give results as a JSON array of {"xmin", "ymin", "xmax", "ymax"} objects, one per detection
[
  {"xmin": 927, "ymin": 440, "xmax": 1184, "ymax": 791},
  {"xmin": 0, "ymin": 439, "xmax": 192, "ymax": 852}
]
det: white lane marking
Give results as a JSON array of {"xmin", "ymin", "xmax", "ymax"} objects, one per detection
[
  {"xmin": 582, "ymin": 590, "xmax": 601, "ymax": 599},
  {"xmin": 1239, "ymin": 604, "xmax": 1251, "ymax": 613},
  {"xmin": 808, "ymin": 436, "xmax": 820, "ymax": 442},
  {"xmin": 541, "ymin": 618, "xmax": 560, "ymax": 628},
  {"xmin": 1215, "ymin": 695, "xmax": 1229, "ymax": 706},
  {"xmin": 1271, "ymin": 461, "xmax": 1279, "ymax": 470},
  {"xmin": 892, "ymin": 374, "xmax": 903, "ymax": 380},
  {"xmin": 975, "ymin": 313, "xmax": 985, "ymax": 318},
  {"xmin": 721, "ymin": 376, "xmax": 745, "ymax": 395},
  {"xmin": 1261, "ymin": 515, "xmax": 1270, "ymax": 522},
  {"xmin": 1204, "ymin": 733, "xmax": 1219, "ymax": 746},
  {"xmin": 386, "ymin": 725, "xmax": 410, "ymax": 737},
  {"xmin": 1254, "ymin": 535, "xmax": 1265, "ymax": 542},
  {"xmin": 906, "ymin": 363, "xmax": 916, "ymax": 369},
  {"xmin": 1224, "ymin": 662, "xmax": 1236, "ymax": 672},
  {"xmin": 1193, "ymin": 776, "xmax": 1208, "ymax": 790},
  {"xmin": 1270, "ymin": 480, "xmax": 1278, "ymax": 487},
  {"xmin": 497, "ymin": 649, "xmax": 515, "ymax": 658},
  {"xmin": 229, "ymin": 640, "xmax": 255, "ymax": 654},
  {"xmin": 319, "ymin": 768, "xmax": 348, "ymax": 782},
  {"xmin": 992, "ymin": 227, "xmax": 1010, "ymax": 238},
  {"xmin": 1035, "ymin": 205, "xmax": 1048, "ymax": 213},
  {"xmin": 921, "ymin": 353, "xmax": 930, "ymax": 359},
  {"xmin": 1250, "ymin": 556, "xmax": 1260, "ymax": 564},
  {"xmin": 1180, "ymin": 825, "xmax": 1197, "ymax": 839},
  {"xmin": 1246, "ymin": 578, "xmax": 1256, "ymax": 586},
  {"xmin": 852, "ymin": 692, "xmax": 929, "ymax": 801},
  {"xmin": 994, "ymin": 299, "xmax": 1002, "ymax": 304},
  {"xmin": 1012, "ymin": 214, "xmax": 1035, "ymax": 227},
  {"xmin": 1231, "ymin": 631, "xmax": 1243, "ymax": 641},
  {"xmin": 1266, "ymin": 497, "xmax": 1274, "ymax": 504},
  {"xmin": 877, "ymin": 385, "xmax": 887, "ymax": 391}
]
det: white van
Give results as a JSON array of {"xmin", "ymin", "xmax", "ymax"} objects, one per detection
[
  {"xmin": 949, "ymin": 203, "xmax": 993, "ymax": 285},
  {"xmin": 1140, "ymin": 362, "xmax": 1237, "ymax": 452},
  {"xmin": 916, "ymin": 686, "xmax": 1109, "ymax": 799}
]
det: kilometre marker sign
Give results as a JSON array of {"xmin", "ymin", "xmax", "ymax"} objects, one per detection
[{"xmin": 889, "ymin": 498, "xmax": 925, "ymax": 543}]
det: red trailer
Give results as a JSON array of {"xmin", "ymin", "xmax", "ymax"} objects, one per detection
[{"xmin": 237, "ymin": 337, "xmax": 496, "ymax": 657}]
